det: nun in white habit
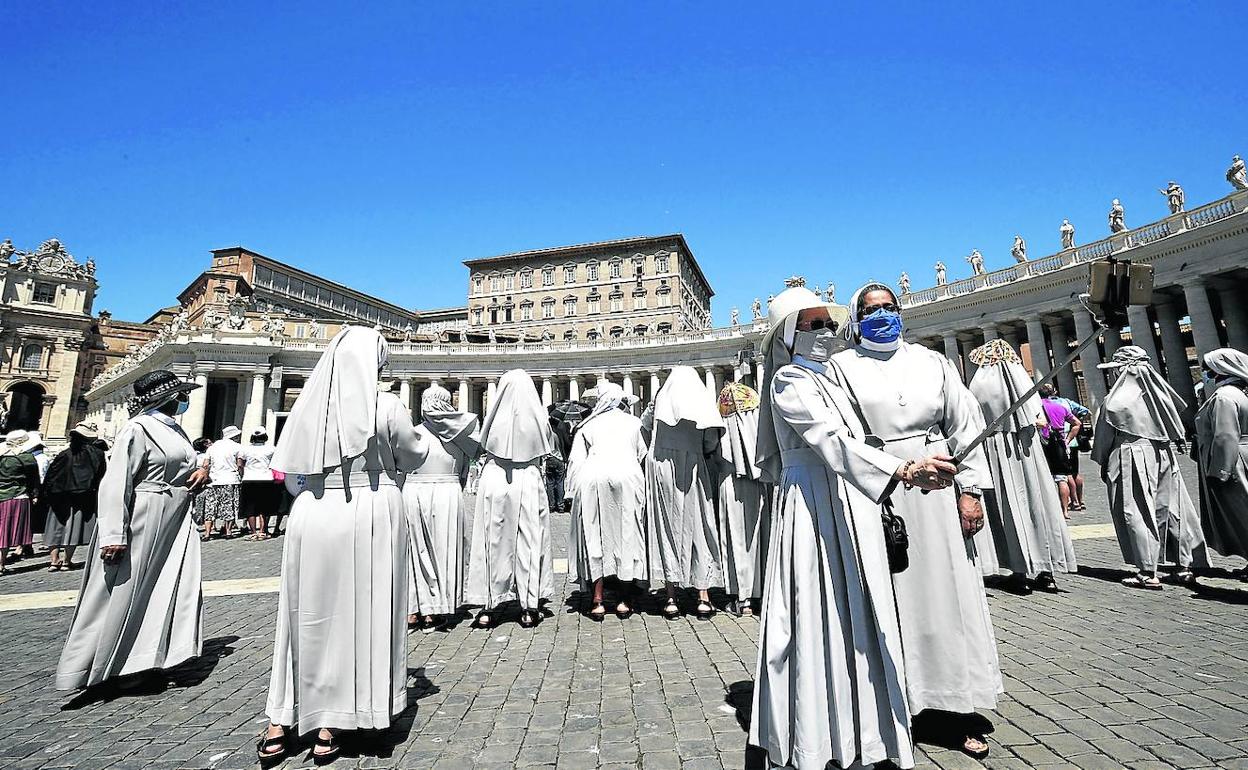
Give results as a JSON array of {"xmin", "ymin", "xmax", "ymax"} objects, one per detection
[
  {"xmin": 751, "ymin": 286, "xmax": 956, "ymax": 770},
  {"xmin": 406, "ymin": 383, "xmax": 480, "ymax": 631},
  {"xmin": 715, "ymin": 381, "xmax": 771, "ymax": 614},
  {"xmin": 644, "ymin": 365, "xmax": 724, "ymax": 619},
  {"xmin": 260, "ymin": 327, "xmax": 429, "ymax": 764},
  {"xmin": 967, "ymin": 339, "xmax": 1077, "ymax": 590},
  {"xmin": 56, "ymin": 369, "xmax": 206, "ymax": 691},
  {"xmin": 1196, "ymin": 349, "xmax": 1248, "ymax": 571},
  {"xmin": 465, "ymin": 369, "xmax": 558, "ymax": 628},
  {"xmin": 1091, "ymin": 346, "xmax": 1209, "ymax": 589},
  {"xmin": 830, "ymin": 281, "xmax": 1001, "ymax": 760},
  {"xmin": 565, "ymin": 382, "xmax": 648, "ymax": 619}
]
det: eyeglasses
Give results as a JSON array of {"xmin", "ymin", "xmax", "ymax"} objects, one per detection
[
  {"xmin": 860, "ymin": 302, "xmax": 899, "ymax": 317},
  {"xmin": 805, "ymin": 318, "xmax": 838, "ymax": 331}
]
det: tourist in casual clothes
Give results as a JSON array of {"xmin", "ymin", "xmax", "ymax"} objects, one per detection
[
  {"xmin": 1039, "ymin": 385, "xmax": 1082, "ymax": 519},
  {"xmin": 25, "ymin": 431, "xmax": 51, "ymax": 552},
  {"xmin": 565, "ymin": 382, "xmax": 647, "ymax": 620},
  {"xmin": 752, "ymin": 286, "xmax": 954, "ymax": 770},
  {"xmin": 968, "ymin": 340, "xmax": 1077, "ymax": 592},
  {"xmin": 203, "ymin": 425, "xmax": 245, "ymax": 538},
  {"xmin": 0, "ymin": 431, "xmax": 40, "ymax": 575},
  {"xmin": 260, "ymin": 327, "xmax": 428, "ymax": 764},
  {"xmin": 240, "ymin": 429, "xmax": 279, "ymax": 541},
  {"xmin": 406, "ymin": 384, "xmax": 480, "ymax": 631},
  {"xmin": 466, "ymin": 369, "xmax": 558, "ymax": 629},
  {"xmin": 43, "ymin": 423, "xmax": 107, "ymax": 572},
  {"xmin": 1091, "ymin": 346, "xmax": 1209, "ymax": 589},
  {"xmin": 55, "ymin": 370, "xmax": 208, "ymax": 690},
  {"xmin": 830, "ymin": 281, "xmax": 1001, "ymax": 760},
  {"xmin": 1195, "ymin": 349, "xmax": 1248, "ymax": 578},
  {"xmin": 715, "ymin": 381, "xmax": 770, "ymax": 615},
  {"xmin": 192, "ymin": 437, "xmax": 212, "ymax": 536},
  {"xmin": 643, "ymin": 366, "xmax": 725, "ymax": 619},
  {"xmin": 1051, "ymin": 390, "xmax": 1092, "ymax": 511}
]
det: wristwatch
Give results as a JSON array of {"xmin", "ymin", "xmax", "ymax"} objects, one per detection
[{"xmin": 961, "ymin": 485, "xmax": 982, "ymax": 499}]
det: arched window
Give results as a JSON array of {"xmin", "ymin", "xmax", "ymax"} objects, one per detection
[{"xmin": 19, "ymin": 343, "xmax": 44, "ymax": 370}]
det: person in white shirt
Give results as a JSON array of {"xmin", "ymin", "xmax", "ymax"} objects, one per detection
[
  {"xmin": 240, "ymin": 429, "xmax": 279, "ymax": 540},
  {"xmin": 203, "ymin": 426, "xmax": 245, "ymax": 539}
]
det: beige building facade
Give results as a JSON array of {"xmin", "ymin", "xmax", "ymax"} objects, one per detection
[{"xmin": 463, "ymin": 235, "xmax": 713, "ymax": 341}]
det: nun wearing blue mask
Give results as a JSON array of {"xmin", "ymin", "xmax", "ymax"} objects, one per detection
[{"xmin": 829, "ymin": 282, "xmax": 1002, "ymax": 760}]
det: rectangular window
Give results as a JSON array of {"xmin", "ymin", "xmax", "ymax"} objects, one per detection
[
  {"xmin": 542, "ymin": 268, "xmax": 554, "ymax": 286},
  {"xmin": 634, "ymin": 294, "xmax": 647, "ymax": 310},
  {"xmin": 542, "ymin": 302, "xmax": 554, "ymax": 319},
  {"xmin": 564, "ymin": 298, "xmax": 576, "ymax": 317},
  {"xmin": 490, "ymin": 276, "xmax": 502, "ymax": 292},
  {"xmin": 473, "ymin": 276, "xmax": 483, "ymax": 294},
  {"xmin": 588, "ymin": 298, "xmax": 600, "ymax": 314},
  {"xmin": 505, "ymin": 274, "xmax": 515, "ymax": 290},
  {"xmin": 657, "ymin": 292, "xmax": 671, "ymax": 307},
  {"xmin": 521, "ymin": 304, "xmax": 533, "ymax": 321},
  {"xmin": 656, "ymin": 255, "xmax": 670, "ymax": 273},
  {"xmin": 610, "ymin": 295, "xmax": 623, "ymax": 312},
  {"xmin": 33, "ymin": 283, "xmax": 56, "ymax": 304},
  {"xmin": 587, "ymin": 262, "xmax": 599, "ymax": 281},
  {"xmin": 471, "ymin": 308, "xmax": 483, "ymax": 325},
  {"xmin": 564, "ymin": 265, "xmax": 576, "ymax": 284},
  {"xmin": 520, "ymin": 272, "xmax": 533, "ymax": 289},
  {"xmin": 609, "ymin": 262, "xmax": 622, "ymax": 279}
]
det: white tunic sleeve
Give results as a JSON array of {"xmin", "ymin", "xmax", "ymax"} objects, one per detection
[
  {"xmin": 1203, "ymin": 392, "xmax": 1242, "ymax": 481},
  {"xmin": 565, "ymin": 426, "xmax": 590, "ymax": 498},
  {"xmin": 96, "ymin": 422, "xmax": 148, "ymax": 548},
  {"xmin": 383, "ymin": 394, "xmax": 430, "ymax": 472},
  {"xmin": 938, "ymin": 356, "xmax": 991, "ymax": 488},
  {"xmin": 772, "ymin": 365, "xmax": 904, "ymax": 504}
]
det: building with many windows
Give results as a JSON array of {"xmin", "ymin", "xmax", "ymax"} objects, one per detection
[{"xmin": 463, "ymin": 235, "xmax": 713, "ymax": 341}]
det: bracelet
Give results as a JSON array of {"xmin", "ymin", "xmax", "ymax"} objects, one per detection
[{"xmin": 899, "ymin": 460, "xmax": 916, "ymax": 489}]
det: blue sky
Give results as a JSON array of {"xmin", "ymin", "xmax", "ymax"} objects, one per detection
[{"xmin": 3, "ymin": 2, "xmax": 1244, "ymax": 323}]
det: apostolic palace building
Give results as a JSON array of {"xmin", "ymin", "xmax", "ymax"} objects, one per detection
[{"xmin": 5, "ymin": 162, "xmax": 1248, "ymax": 448}]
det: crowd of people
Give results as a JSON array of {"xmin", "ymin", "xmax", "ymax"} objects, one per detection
[{"xmin": 24, "ymin": 286, "xmax": 1248, "ymax": 768}]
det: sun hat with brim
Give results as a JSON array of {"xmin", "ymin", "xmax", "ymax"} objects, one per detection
[
  {"xmin": 70, "ymin": 423, "xmax": 98, "ymax": 439},
  {"xmin": 222, "ymin": 426, "xmax": 242, "ymax": 441},
  {"xmin": 1, "ymin": 430, "xmax": 30, "ymax": 457},
  {"xmin": 127, "ymin": 369, "xmax": 201, "ymax": 417}
]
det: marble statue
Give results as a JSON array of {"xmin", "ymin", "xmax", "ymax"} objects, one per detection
[
  {"xmin": 965, "ymin": 249, "xmax": 986, "ymax": 276},
  {"xmin": 783, "ymin": 276, "xmax": 806, "ymax": 288},
  {"xmin": 1108, "ymin": 199, "xmax": 1126, "ymax": 233},
  {"xmin": 487, "ymin": 328, "xmax": 497, "ymax": 344},
  {"xmin": 825, "ymin": 283, "xmax": 836, "ymax": 303},
  {"xmin": 751, "ymin": 298, "xmax": 762, "ymax": 320},
  {"xmin": 203, "ymin": 306, "xmax": 223, "ymax": 330},
  {"xmin": 1227, "ymin": 155, "xmax": 1248, "ymax": 191},
  {"xmin": 730, "ymin": 307, "xmax": 740, "ymax": 326},
  {"xmin": 1060, "ymin": 219, "xmax": 1076, "ymax": 249},
  {"xmin": 402, "ymin": 322, "xmax": 414, "ymax": 342},
  {"xmin": 1160, "ymin": 181, "xmax": 1185, "ymax": 214},
  {"xmin": 0, "ymin": 239, "xmax": 13, "ymax": 262},
  {"xmin": 541, "ymin": 329, "xmax": 554, "ymax": 342},
  {"xmin": 309, "ymin": 319, "xmax": 322, "ymax": 339},
  {"xmin": 935, "ymin": 261, "xmax": 947, "ymax": 286},
  {"xmin": 84, "ymin": 257, "xmax": 96, "ymax": 276},
  {"xmin": 1011, "ymin": 235, "xmax": 1027, "ymax": 263},
  {"xmin": 898, "ymin": 272, "xmax": 911, "ymax": 295}
]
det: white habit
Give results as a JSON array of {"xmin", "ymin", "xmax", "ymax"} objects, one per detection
[
  {"xmin": 1196, "ymin": 349, "xmax": 1248, "ymax": 560},
  {"xmin": 56, "ymin": 411, "xmax": 202, "ymax": 690},
  {"xmin": 715, "ymin": 382, "xmax": 771, "ymax": 601}
]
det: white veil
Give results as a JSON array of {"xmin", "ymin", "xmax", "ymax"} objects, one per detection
[{"xmin": 479, "ymin": 369, "xmax": 557, "ymax": 463}]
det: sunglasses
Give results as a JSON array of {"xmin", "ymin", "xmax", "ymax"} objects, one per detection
[
  {"xmin": 805, "ymin": 318, "xmax": 838, "ymax": 331},
  {"xmin": 860, "ymin": 302, "xmax": 899, "ymax": 317}
]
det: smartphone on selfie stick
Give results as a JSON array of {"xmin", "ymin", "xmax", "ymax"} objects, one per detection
[{"xmin": 950, "ymin": 258, "xmax": 1155, "ymax": 468}]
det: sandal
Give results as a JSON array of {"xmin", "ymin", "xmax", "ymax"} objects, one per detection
[
  {"xmin": 518, "ymin": 610, "xmax": 539, "ymax": 628},
  {"xmin": 58, "ymin": 564, "xmax": 71, "ymax": 572},
  {"xmin": 312, "ymin": 728, "xmax": 340, "ymax": 764},
  {"xmin": 421, "ymin": 615, "xmax": 442, "ymax": 634},
  {"xmin": 961, "ymin": 734, "xmax": 989, "ymax": 759},
  {"xmin": 1033, "ymin": 573, "xmax": 1057, "ymax": 592},
  {"xmin": 471, "ymin": 611, "xmax": 495, "ymax": 629},
  {"xmin": 1168, "ymin": 570, "xmax": 1196, "ymax": 585},
  {"xmin": 256, "ymin": 726, "xmax": 289, "ymax": 764},
  {"xmin": 588, "ymin": 603, "xmax": 606, "ymax": 622},
  {"xmin": 662, "ymin": 599, "xmax": 680, "ymax": 619},
  {"xmin": 48, "ymin": 564, "xmax": 61, "ymax": 572},
  {"xmin": 615, "ymin": 601, "xmax": 633, "ymax": 619},
  {"xmin": 695, "ymin": 600, "xmax": 715, "ymax": 619},
  {"xmin": 1122, "ymin": 574, "xmax": 1163, "ymax": 591}
]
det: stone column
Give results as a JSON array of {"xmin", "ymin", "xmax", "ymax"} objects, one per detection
[
  {"xmin": 180, "ymin": 371, "xmax": 210, "ymax": 439},
  {"xmin": 1102, "ymin": 327, "xmax": 1122, "ymax": 358},
  {"xmin": 1071, "ymin": 310, "xmax": 1107, "ymax": 409},
  {"xmin": 1126, "ymin": 305, "xmax": 1161, "ymax": 365},
  {"xmin": 399, "ymin": 379, "xmax": 412, "ymax": 413},
  {"xmin": 703, "ymin": 367, "xmax": 716, "ymax": 393},
  {"xmin": 242, "ymin": 372, "xmax": 267, "ymax": 437},
  {"xmin": 754, "ymin": 362, "xmax": 765, "ymax": 389},
  {"xmin": 568, "ymin": 376, "xmax": 580, "ymax": 402},
  {"xmin": 713, "ymin": 367, "xmax": 725, "ymax": 395},
  {"xmin": 1216, "ymin": 284, "xmax": 1248, "ymax": 352},
  {"xmin": 1046, "ymin": 318, "xmax": 1079, "ymax": 399},
  {"xmin": 1182, "ymin": 279, "xmax": 1222, "ymax": 360},
  {"xmin": 1154, "ymin": 298, "xmax": 1197, "ymax": 409},
  {"xmin": 622, "ymin": 373, "xmax": 636, "ymax": 413},
  {"xmin": 541, "ymin": 377, "xmax": 554, "ymax": 406},
  {"xmin": 486, "ymin": 379, "xmax": 497, "ymax": 412},
  {"xmin": 1001, "ymin": 326, "xmax": 1021, "ymax": 352},
  {"xmin": 958, "ymin": 334, "xmax": 979, "ymax": 382},
  {"xmin": 941, "ymin": 331, "xmax": 963, "ymax": 380},
  {"xmin": 263, "ymin": 378, "xmax": 280, "ymax": 439},
  {"xmin": 1024, "ymin": 316, "xmax": 1051, "ymax": 379},
  {"xmin": 981, "ymin": 324, "xmax": 999, "ymax": 342},
  {"xmin": 457, "ymin": 379, "xmax": 469, "ymax": 413},
  {"xmin": 649, "ymin": 371, "xmax": 661, "ymax": 405}
]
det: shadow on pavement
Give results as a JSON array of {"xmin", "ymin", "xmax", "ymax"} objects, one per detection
[
  {"xmin": 326, "ymin": 668, "xmax": 438, "ymax": 761},
  {"xmin": 61, "ymin": 634, "xmax": 239, "ymax": 711}
]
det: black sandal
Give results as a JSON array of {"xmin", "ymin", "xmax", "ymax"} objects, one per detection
[
  {"xmin": 312, "ymin": 729, "xmax": 340, "ymax": 764},
  {"xmin": 615, "ymin": 601, "xmax": 633, "ymax": 619},
  {"xmin": 518, "ymin": 610, "xmax": 539, "ymax": 628},
  {"xmin": 256, "ymin": 727, "xmax": 289, "ymax": 765},
  {"xmin": 695, "ymin": 600, "xmax": 715, "ymax": 619},
  {"xmin": 662, "ymin": 599, "xmax": 680, "ymax": 619},
  {"xmin": 472, "ymin": 611, "xmax": 494, "ymax": 629},
  {"xmin": 588, "ymin": 603, "xmax": 606, "ymax": 622}
]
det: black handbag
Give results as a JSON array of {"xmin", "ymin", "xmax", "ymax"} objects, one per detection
[{"xmin": 827, "ymin": 363, "xmax": 910, "ymax": 574}]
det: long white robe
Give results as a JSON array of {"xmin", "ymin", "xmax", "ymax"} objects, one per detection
[
  {"xmin": 644, "ymin": 419, "xmax": 723, "ymax": 590},
  {"xmin": 1196, "ymin": 383, "xmax": 1248, "ymax": 560},
  {"xmin": 751, "ymin": 359, "xmax": 914, "ymax": 770},
  {"xmin": 265, "ymin": 392, "xmax": 428, "ymax": 732},
  {"xmin": 405, "ymin": 424, "xmax": 471, "ymax": 617},
  {"xmin": 56, "ymin": 412, "xmax": 202, "ymax": 690},
  {"xmin": 465, "ymin": 458, "xmax": 554, "ymax": 609},
  {"xmin": 830, "ymin": 342, "xmax": 1003, "ymax": 715},
  {"xmin": 717, "ymin": 404, "xmax": 770, "ymax": 601},
  {"xmin": 566, "ymin": 408, "xmax": 647, "ymax": 589},
  {"xmin": 969, "ymin": 361, "xmax": 1077, "ymax": 577}
]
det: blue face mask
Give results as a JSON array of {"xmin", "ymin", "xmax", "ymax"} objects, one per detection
[
  {"xmin": 859, "ymin": 309, "xmax": 903, "ymax": 344},
  {"xmin": 174, "ymin": 399, "xmax": 189, "ymax": 416}
]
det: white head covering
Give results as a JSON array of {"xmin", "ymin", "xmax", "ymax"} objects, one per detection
[
  {"xmin": 652, "ymin": 366, "xmax": 723, "ymax": 431},
  {"xmin": 1204, "ymin": 348, "xmax": 1248, "ymax": 385},
  {"xmin": 968, "ymin": 340, "xmax": 1042, "ymax": 434},
  {"xmin": 0, "ymin": 430, "xmax": 29, "ymax": 457},
  {"xmin": 1097, "ymin": 345, "xmax": 1187, "ymax": 441},
  {"xmin": 844, "ymin": 281, "xmax": 902, "ymax": 352},
  {"xmin": 421, "ymin": 383, "xmax": 481, "ymax": 453},
  {"xmin": 580, "ymin": 382, "xmax": 637, "ymax": 430},
  {"xmin": 272, "ymin": 326, "xmax": 388, "ymax": 475},
  {"xmin": 756, "ymin": 287, "xmax": 827, "ymax": 483},
  {"xmin": 479, "ymin": 369, "xmax": 557, "ymax": 463}
]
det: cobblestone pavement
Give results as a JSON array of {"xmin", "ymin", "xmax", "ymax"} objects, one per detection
[{"xmin": 1, "ymin": 459, "xmax": 1246, "ymax": 770}]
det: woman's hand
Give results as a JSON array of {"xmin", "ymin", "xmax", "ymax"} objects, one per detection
[
  {"xmin": 958, "ymin": 494, "xmax": 985, "ymax": 538},
  {"xmin": 897, "ymin": 454, "xmax": 958, "ymax": 491},
  {"xmin": 100, "ymin": 544, "xmax": 128, "ymax": 564},
  {"xmin": 188, "ymin": 467, "xmax": 210, "ymax": 491}
]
